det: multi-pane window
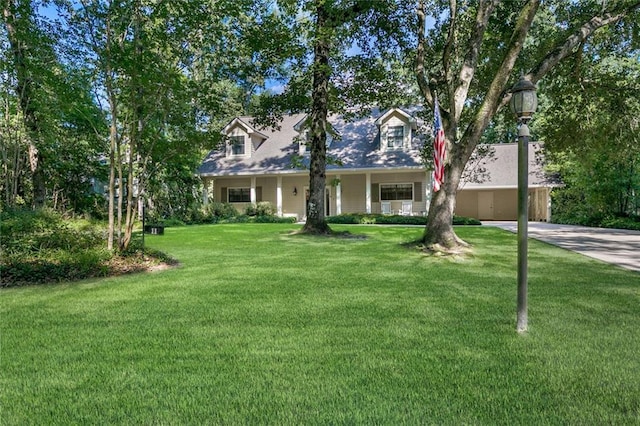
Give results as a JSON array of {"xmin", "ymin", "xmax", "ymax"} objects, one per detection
[
  {"xmin": 387, "ymin": 126, "xmax": 404, "ymax": 150},
  {"xmin": 300, "ymin": 130, "xmax": 309, "ymax": 155},
  {"xmin": 229, "ymin": 135, "xmax": 245, "ymax": 156},
  {"xmin": 380, "ymin": 183, "xmax": 413, "ymax": 201},
  {"xmin": 228, "ymin": 188, "xmax": 250, "ymax": 203}
]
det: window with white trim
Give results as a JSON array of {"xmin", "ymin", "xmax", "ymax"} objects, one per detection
[
  {"xmin": 380, "ymin": 183, "xmax": 413, "ymax": 201},
  {"xmin": 229, "ymin": 135, "xmax": 245, "ymax": 156},
  {"xmin": 387, "ymin": 126, "xmax": 404, "ymax": 150},
  {"xmin": 299, "ymin": 130, "xmax": 309, "ymax": 155},
  {"xmin": 228, "ymin": 187, "xmax": 250, "ymax": 203}
]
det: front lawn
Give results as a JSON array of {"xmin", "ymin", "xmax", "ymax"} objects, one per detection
[{"xmin": 1, "ymin": 224, "xmax": 639, "ymax": 424}]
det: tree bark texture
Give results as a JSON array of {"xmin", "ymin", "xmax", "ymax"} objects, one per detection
[{"xmin": 302, "ymin": 3, "xmax": 331, "ymax": 235}]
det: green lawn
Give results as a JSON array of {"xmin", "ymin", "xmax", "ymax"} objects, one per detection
[{"xmin": 2, "ymin": 224, "xmax": 639, "ymax": 424}]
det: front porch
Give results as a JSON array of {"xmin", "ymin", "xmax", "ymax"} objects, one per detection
[{"xmin": 201, "ymin": 170, "xmax": 432, "ymax": 221}]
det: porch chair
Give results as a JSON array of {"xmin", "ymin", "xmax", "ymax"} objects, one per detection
[
  {"xmin": 401, "ymin": 201, "xmax": 413, "ymax": 216},
  {"xmin": 381, "ymin": 201, "xmax": 392, "ymax": 215}
]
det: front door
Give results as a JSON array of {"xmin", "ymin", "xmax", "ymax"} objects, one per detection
[{"xmin": 304, "ymin": 187, "xmax": 331, "ymax": 219}]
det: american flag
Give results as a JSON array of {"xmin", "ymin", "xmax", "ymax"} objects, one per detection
[{"xmin": 432, "ymin": 97, "xmax": 446, "ymax": 192}]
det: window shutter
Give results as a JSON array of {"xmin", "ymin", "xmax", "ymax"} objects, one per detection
[
  {"xmin": 221, "ymin": 187, "xmax": 228, "ymax": 202},
  {"xmin": 414, "ymin": 182, "xmax": 422, "ymax": 202},
  {"xmin": 256, "ymin": 186, "xmax": 262, "ymax": 202},
  {"xmin": 372, "ymin": 183, "xmax": 379, "ymax": 202}
]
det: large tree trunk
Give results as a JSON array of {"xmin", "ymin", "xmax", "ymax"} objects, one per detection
[
  {"xmin": 302, "ymin": 3, "xmax": 331, "ymax": 235},
  {"xmin": 416, "ymin": 0, "xmax": 537, "ymax": 249},
  {"xmin": 423, "ymin": 144, "xmax": 472, "ymax": 249},
  {"xmin": 416, "ymin": 0, "xmax": 637, "ymax": 251},
  {"xmin": 3, "ymin": 0, "xmax": 46, "ymax": 207}
]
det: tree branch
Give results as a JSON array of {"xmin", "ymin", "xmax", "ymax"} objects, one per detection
[
  {"xmin": 464, "ymin": 0, "xmax": 540, "ymax": 148},
  {"xmin": 442, "ymin": 0, "xmax": 456, "ymax": 94},
  {"xmin": 526, "ymin": 1, "xmax": 640, "ymax": 83},
  {"xmin": 415, "ymin": 0, "xmax": 433, "ymax": 108},
  {"xmin": 452, "ymin": 0, "xmax": 499, "ymax": 122}
]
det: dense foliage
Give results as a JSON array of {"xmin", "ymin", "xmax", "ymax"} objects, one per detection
[
  {"xmin": 535, "ymin": 25, "xmax": 640, "ymax": 228},
  {"xmin": 327, "ymin": 213, "xmax": 480, "ymax": 226},
  {"xmin": 0, "ymin": 208, "xmax": 172, "ymax": 287}
]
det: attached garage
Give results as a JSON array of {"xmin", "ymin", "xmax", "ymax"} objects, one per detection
[{"xmin": 455, "ymin": 143, "xmax": 555, "ymax": 221}]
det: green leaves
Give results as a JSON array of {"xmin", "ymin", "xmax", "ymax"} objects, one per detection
[{"xmin": 537, "ymin": 29, "xmax": 640, "ymax": 219}]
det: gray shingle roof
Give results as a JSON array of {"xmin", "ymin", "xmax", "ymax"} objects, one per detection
[
  {"xmin": 198, "ymin": 111, "xmax": 556, "ymax": 190},
  {"xmin": 198, "ymin": 109, "xmax": 425, "ymax": 177},
  {"xmin": 460, "ymin": 142, "xmax": 557, "ymax": 188}
]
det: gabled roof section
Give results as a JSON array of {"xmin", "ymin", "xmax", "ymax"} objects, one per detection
[
  {"xmin": 293, "ymin": 115, "xmax": 308, "ymax": 132},
  {"xmin": 222, "ymin": 117, "xmax": 269, "ymax": 140},
  {"xmin": 293, "ymin": 114, "xmax": 339, "ymax": 139},
  {"xmin": 460, "ymin": 143, "xmax": 559, "ymax": 189},
  {"xmin": 374, "ymin": 108, "xmax": 417, "ymax": 130}
]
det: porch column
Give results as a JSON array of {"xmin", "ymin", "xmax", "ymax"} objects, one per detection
[
  {"xmin": 276, "ymin": 176, "xmax": 283, "ymax": 216},
  {"xmin": 203, "ymin": 178, "xmax": 213, "ymax": 205},
  {"xmin": 335, "ymin": 175, "xmax": 342, "ymax": 215},
  {"xmin": 250, "ymin": 177, "xmax": 257, "ymax": 204},
  {"xmin": 365, "ymin": 172, "xmax": 371, "ymax": 213},
  {"xmin": 425, "ymin": 173, "xmax": 433, "ymax": 214}
]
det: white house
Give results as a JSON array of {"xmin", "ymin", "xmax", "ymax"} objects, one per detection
[{"xmin": 198, "ymin": 108, "xmax": 555, "ymax": 221}]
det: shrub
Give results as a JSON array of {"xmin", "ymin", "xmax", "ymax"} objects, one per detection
[
  {"xmin": 599, "ymin": 215, "xmax": 640, "ymax": 231},
  {"xmin": 326, "ymin": 214, "xmax": 360, "ymax": 224},
  {"xmin": 0, "ymin": 208, "xmax": 172, "ymax": 287},
  {"xmin": 245, "ymin": 201, "xmax": 277, "ymax": 217},
  {"xmin": 326, "ymin": 213, "xmax": 480, "ymax": 226},
  {"xmin": 1, "ymin": 208, "xmax": 103, "ymax": 256},
  {"xmin": 205, "ymin": 202, "xmax": 238, "ymax": 220},
  {"xmin": 256, "ymin": 201, "xmax": 276, "ymax": 216},
  {"xmin": 159, "ymin": 218, "xmax": 187, "ymax": 228},
  {"xmin": 453, "ymin": 216, "xmax": 482, "ymax": 225},
  {"xmin": 252, "ymin": 215, "xmax": 297, "ymax": 224},
  {"xmin": 0, "ymin": 209, "xmax": 111, "ymax": 287}
]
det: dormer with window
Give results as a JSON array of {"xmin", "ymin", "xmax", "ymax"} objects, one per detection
[
  {"xmin": 294, "ymin": 115, "xmax": 335, "ymax": 156},
  {"xmin": 375, "ymin": 108, "xmax": 417, "ymax": 152},
  {"xmin": 222, "ymin": 117, "xmax": 268, "ymax": 159}
]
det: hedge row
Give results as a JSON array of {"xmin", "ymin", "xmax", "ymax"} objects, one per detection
[{"xmin": 326, "ymin": 213, "xmax": 481, "ymax": 226}]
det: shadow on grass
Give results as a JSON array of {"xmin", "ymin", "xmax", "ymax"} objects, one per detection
[{"xmin": 287, "ymin": 229, "xmax": 369, "ymax": 240}]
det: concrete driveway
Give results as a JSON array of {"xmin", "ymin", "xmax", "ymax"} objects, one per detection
[{"xmin": 484, "ymin": 221, "xmax": 640, "ymax": 273}]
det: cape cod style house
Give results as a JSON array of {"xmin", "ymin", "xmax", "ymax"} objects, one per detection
[{"xmin": 198, "ymin": 108, "xmax": 554, "ymax": 222}]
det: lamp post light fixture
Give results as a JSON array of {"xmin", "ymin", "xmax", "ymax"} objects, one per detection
[{"xmin": 510, "ymin": 76, "xmax": 537, "ymax": 333}]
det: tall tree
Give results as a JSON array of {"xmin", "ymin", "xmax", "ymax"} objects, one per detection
[
  {"xmin": 254, "ymin": 0, "xmax": 411, "ymax": 234},
  {"xmin": 536, "ymin": 25, "xmax": 640, "ymax": 220},
  {"xmin": 2, "ymin": 0, "xmax": 106, "ymax": 212},
  {"xmin": 414, "ymin": 0, "xmax": 640, "ymax": 250},
  {"xmin": 2, "ymin": 0, "xmax": 51, "ymax": 207},
  {"xmin": 67, "ymin": 0, "xmax": 293, "ymax": 250}
]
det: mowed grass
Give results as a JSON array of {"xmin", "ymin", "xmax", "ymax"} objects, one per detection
[{"xmin": 1, "ymin": 224, "xmax": 639, "ymax": 424}]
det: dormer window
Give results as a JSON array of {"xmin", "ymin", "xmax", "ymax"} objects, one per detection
[
  {"xmin": 375, "ymin": 108, "xmax": 417, "ymax": 152},
  {"xmin": 299, "ymin": 130, "xmax": 310, "ymax": 155},
  {"xmin": 222, "ymin": 117, "xmax": 268, "ymax": 159},
  {"xmin": 230, "ymin": 135, "xmax": 245, "ymax": 156},
  {"xmin": 387, "ymin": 126, "xmax": 404, "ymax": 150}
]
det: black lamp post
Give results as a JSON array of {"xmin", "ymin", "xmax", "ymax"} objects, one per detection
[{"xmin": 510, "ymin": 77, "xmax": 537, "ymax": 333}]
